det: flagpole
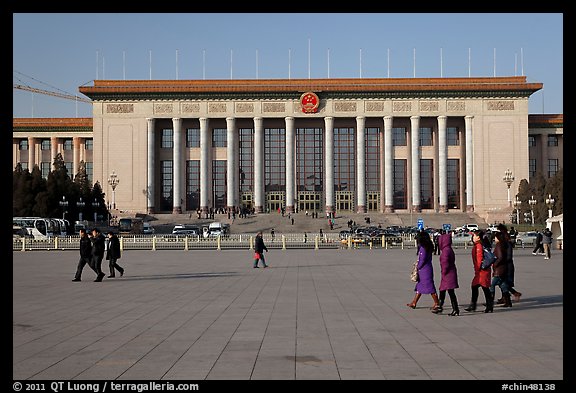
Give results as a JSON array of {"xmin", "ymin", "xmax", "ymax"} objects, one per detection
[
  {"xmin": 308, "ymin": 38, "xmax": 311, "ymax": 79},
  {"xmin": 149, "ymin": 50, "xmax": 152, "ymax": 80},
  {"xmin": 123, "ymin": 50, "xmax": 126, "ymax": 80},
  {"xmin": 176, "ymin": 49, "xmax": 179, "ymax": 80},
  {"xmin": 359, "ymin": 48, "xmax": 362, "ymax": 78},
  {"xmin": 203, "ymin": 49, "xmax": 206, "ymax": 80},
  {"xmin": 288, "ymin": 48, "xmax": 291, "ymax": 79},
  {"xmin": 440, "ymin": 47, "xmax": 443, "ymax": 77},
  {"xmin": 327, "ymin": 48, "xmax": 330, "ymax": 78},
  {"xmin": 387, "ymin": 48, "xmax": 390, "ymax": 78}
]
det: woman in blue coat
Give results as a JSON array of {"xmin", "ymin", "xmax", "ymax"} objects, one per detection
[{"xmin": 407, "ymin": 231, "xmax": 441, "ymax": 311}]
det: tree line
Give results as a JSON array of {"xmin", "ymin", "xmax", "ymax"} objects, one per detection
[{"xmin": 13, "ymin": 153, "xmax": 108, "ymax": 223}]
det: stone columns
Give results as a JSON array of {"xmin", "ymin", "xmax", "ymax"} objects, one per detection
[
  {"xmin": 383, "ymin": 116, "xmax": 394, "ymax": 213},
  {"xmin": 146, "ymin": 118, "xmax": 156, "ymax": 214},
  {"xmin": 356, "ymin": 116, "xmax": 366, "ymax": 213},
  {"xmin": 465, "ymin": 115, "xmax": 474, "ymax": 212},
  {"xmin": 27, "ymin": 137, "xmax": 35, "ymax": 171},
  {"xmin": 437, "ymin": 116, "xmax": 448, "ymax": 212},
  {"xmin": 72, "ymin": 137, "xmax": 81, "ymax": 179},
  {"xmin": 200, "ymin": 117, "xmax": 211, "ymax": 214},
  {"xmin": 226, "ymin": 117, "xmax": 236, "ymax": 211},
  {"xmin": 410, "ymin": 116, "xmax": 421, "ymax": 212},
  {"xmin": 50, "ymin": 136, "xmax": 59, "ymax": 169},
  {"xmin": 285, "ymin": 117, "xmax": 295, "ymax": 213},
  {"xmin": 172, "ymin": 117, "xmax": 183, "ymax": 214},
  {"xmin": 324, "ymin": 116, "xmax": 334, "ymax": 213},
  {"xmin": 253, "ymin": 117, "xmax": 264, "ymax": 213}
]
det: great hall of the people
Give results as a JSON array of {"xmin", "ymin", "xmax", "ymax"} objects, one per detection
[{"xmin": 12, "ymin": 76, "xmax": 563, "ymax": 219}]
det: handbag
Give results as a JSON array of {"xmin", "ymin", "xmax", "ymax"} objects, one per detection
[
  {"xmin": 410, "ymin": 261, "xmax": 419, "ymax": 282},
  {"xmin": 480, "ymin": 247, "xmax": 497, "ymax": 270},
  {"xmin": 254, "ymin": 252, "xmax": 261, "ymax": 260}
]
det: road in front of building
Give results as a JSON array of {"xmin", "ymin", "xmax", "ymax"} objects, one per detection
[{"xmin": 13, "ymin": 247, "xmax": 563, "ymax": 381}]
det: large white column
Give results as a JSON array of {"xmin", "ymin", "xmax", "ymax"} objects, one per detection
[
  {"xmin": 226, "ymin": 117, "xmax": 236, "ymax": 211},
  {"xmin": 146, "ymin": 118, "xmax": 156, "ymax": 214},
  {"xmin": 410, "ymin": 116, "xmax": 421, "ymax": 212},
  {"xmin": 383, "ymin": 116, "xmax": 394, "ymax": 212},
  {"xmin": 253, "ymin": 117, "xmax": 264, "ymax": 213},
  {"xmin": 200, "ymin": 117, "xmax": 211, "ymax": 214},
  {"xmin": 324, "ymin": 116, "xmax": 334, "ymax": 213},
  {"xmin": 465, "ymin": 115, "xmax": 474, "ymax": 212},
  {"xmin": 172, "ymin": 118, "xmax": 183, "ymax": 213},
  {"xmin": 438, "ymin": 116, "xmax": 448, "ymax": 212},
  {"xmin": 72, "ymin": 137, "xmax": 81, "ymax": 180},
  {"xmin": 285, "ymin": 117, "xmax": 295, "ymax": 213},
  {"xmin": 356, "ymin": 116, "xmax": 366, "ymax": 213},
  {"xmin": 27, "ymin": 137, "xmax": 35, "ymax": 171},
  {"xmin": 50, "ymin": 136, "xmax": 58, "ymax": 169}
]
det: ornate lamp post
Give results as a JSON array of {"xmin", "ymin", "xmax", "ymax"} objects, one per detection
[
  {"xmin": 107, "ymin": 170, "xmax": 119, "ymax": 210},
  {"xmin": 59, "ymin": 196, "xmax": 68, "ymax": 220},
  {"xmin": 545, "ymin": 194, "xmax": 555, "ymax": 219},
  {"xmin": 513, "ymin": 196, "xmax": 521, "ymax": 225},
  {"xmin": 502, "ymin": 168, "xmax": 515, "ymax": 207},
  {"xmin": 528, "ymin": 195, "xmax": 537, "ymax": 226},
  {"xmin": 77, "ymin": 197, "xmax": 85, "ymax": 222},
  {"xmin": 92, "ymin": 199, "xmax": 100, "ymax": 223}
]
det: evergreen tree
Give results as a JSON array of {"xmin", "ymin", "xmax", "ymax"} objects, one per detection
[{"xmin": 13, "ymin": 164, "xmax": 34, "ymax": 216}]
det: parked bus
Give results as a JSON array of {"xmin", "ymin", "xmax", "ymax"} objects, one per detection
[
  {"xmin": 12, "ymin": 217, "xmax": 57, "ymax": 239},
  {"xmin": 118, "ymin": 217, "xmax": 144, "ymax": 234}
]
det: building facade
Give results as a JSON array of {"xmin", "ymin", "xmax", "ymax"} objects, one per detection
[{"xmin": 14, "ymin": 76, "xmax": 561, "ymax": 218}]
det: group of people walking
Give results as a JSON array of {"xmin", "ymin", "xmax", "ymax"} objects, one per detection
[
  {"xmin": 407, "ymin": 224, "xmax": 521, "ymax": 315},
  {"xmin": 73, "ymin": 228, "xmax": 124, "ymax": 282}
]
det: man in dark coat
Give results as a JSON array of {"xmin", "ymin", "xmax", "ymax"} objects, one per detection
[
  {"xmin": 91, "ymin": 228, "xmax": 106, "ymax": 282},
  {"xmin": 106, "ymin": 232, "xmax": 124, "ymax": 278},
  {"xmin": 253, "ymin": 231, "xmax": 269, "ymax": 268},
  {"xmin": 72, "ymin": 228, "xmax": 99, "ymax": 281}
]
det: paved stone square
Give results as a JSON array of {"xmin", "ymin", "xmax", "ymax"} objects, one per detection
[{"xmin": 13, "ymin": 247, "xmax": 563, "ymax": 381}]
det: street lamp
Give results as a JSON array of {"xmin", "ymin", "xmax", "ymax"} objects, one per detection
[
  {"xmin": 59, "ymin": 196, "xmax": 68, "ymax": 220},
  {"xmin": 77, "ymin": 197, "xmax": 85, "ymax": 222},
  {"xmin": 107, "ymin": 170, "xmax": 119, "ymax": 210},
  {"xmin": 92, "ymin": 199, "xmax": 100, "ymax": 224},
  {"xmin": 513, "ymin": 196, "xmax": 521, "ymax": 225},
  {"xmin": 502, "ymin": 168, "xmax": 515, "ymax": 207},
  {"xmin": 545, "ymin": 194, "xmax": 555, "ymax": 219},
  {"xmin": 528, "ymin": 195, "xmax": 537, "ymax": 226}
]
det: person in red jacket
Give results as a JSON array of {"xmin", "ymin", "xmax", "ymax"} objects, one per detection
[{"xmin": 464, "ymin": 230, "xmax": 494, "ymax": 313}]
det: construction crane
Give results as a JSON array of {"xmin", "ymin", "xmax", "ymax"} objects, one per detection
[{"xmin": 13, "ymin": 83, "xmax": 91, "ymax": 103}]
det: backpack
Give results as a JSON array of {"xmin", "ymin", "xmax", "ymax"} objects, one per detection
[{"xmin": 481, "ymin": 247, "xmax": 497, "ymax": 270}]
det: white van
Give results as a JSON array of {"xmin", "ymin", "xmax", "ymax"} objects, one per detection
[{"xmin": 208, "ymin": 222, "xmax": 224, "ymax": 237}]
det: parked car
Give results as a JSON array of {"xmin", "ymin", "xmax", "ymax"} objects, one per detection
[
  {"xmin": 515, "ymin": 231, "xmax": 538, "ymax": 246},
  {"xmin": 142, "ymin": 222, "xmax": 155, "ymax": 234},
  {"xmin": 463, "ymin": 223, "xmax": 479, "ymax": 233},
  {"xmin": 452, "ymin": 232, "xmax": 474, "ymax": 247},
  {"xmin": 172, "ymin": 225, "xmax": 200, "ymax": 236}
]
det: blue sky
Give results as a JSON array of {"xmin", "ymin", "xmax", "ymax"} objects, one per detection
[{"xmin": 13, "ymin": 13, "xmax": 563, "ymax": 118}]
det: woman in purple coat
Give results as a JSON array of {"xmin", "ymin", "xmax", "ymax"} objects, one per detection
[
  {"xmin": 407, "ymin": 231, "xmax": 441, "ymax": 311},
  {"xmin": 433, "ymin": 232, "xmax": 460, "ymax": 316}
]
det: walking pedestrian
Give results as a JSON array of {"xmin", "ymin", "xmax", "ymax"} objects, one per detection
[
  {"xmin": 496, "ymin": 224, "xmax": 522, "ymax": 303},
  {"xmin": 542, "ymin": 227, "xmax": 553, "ymax": 260},
  {"xmin": 270, "ymin": 228, "xmax": 275, "ymax": 241},
  {"xmin": 72, "ymin": 228, "xmax": 99, "ymax": 281},
  {"xmin": 406, "ymin": 231, "xmax": 441, "ymax": 311},
  {"xmin": 490, "ymin": 231, "xmax": 512, "ymax": 308},
  {"xmin": 90, "ymin": 228, "xmax": 106, "ymax": 282},
  {"xmin": 106, "ymin": 231, "xmax": 124, "ymax": 278},
  {"xmin": 464, "ymin": 230, "xmax": 494, "ymax": 313},
  {"xmin": 434, "ymin": 232, "xmax": 460, "ymax": 316},
  {"xmin": 532, "ymin": 230, "xmax": 544, "ymax": 255},
  {"xmin": 253, "ymin": 231, "xmax": 269, "ymax": 268}
]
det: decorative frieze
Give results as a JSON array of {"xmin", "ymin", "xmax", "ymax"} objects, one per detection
[
  {"xmin": 181, "ymin": 103, "xmax": 200, "ymax": 113},
  {"xmin": 393, "ymin": 102, "xmax": 412, "ymax": 112},
  {"xmin": 334, "ymin": 102, "xmax": 357, "ymax": 112},
  {"xmin": 235, "ymin": 103, "xmax": 254, "ymax": 113},
  {"xmin": 263, "ymin": 103, "xmax": 285, "ymax": 112},
  {"xmin": 365, "ymin": 102, "xmax": 385, "ymax": 112},
  {"xmin": 208, "ymin": 103, "xmax": 227, "ymax": 113},
  {"xmin": 419, "ymin": 101, "xmax": 439, "ymax": 111},
  {"xmin": 153, "ymin": 103, "xmax": 174, "ymax": 114},
  {"xmin": 447, "ymin": 101, "xmax": 465, "ymax": 111},
  {"xmin": 487, "ymin": 100, "xmax": 515, "ymax": 110},
  {"xmin": 106, "ymin": 103, "xmax": 134, "ymax": 113}
]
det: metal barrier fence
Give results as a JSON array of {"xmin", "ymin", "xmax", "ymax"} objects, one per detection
[{"xmin": 12, "ymin": 234, "xmax": 537, "ymax": 252}]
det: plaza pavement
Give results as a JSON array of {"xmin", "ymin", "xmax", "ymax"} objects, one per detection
[{"xmin": 13, "ymin": 247, "xmax": 563, "ymax": 381}]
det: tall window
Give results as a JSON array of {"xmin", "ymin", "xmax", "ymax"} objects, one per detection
[
  {"xmin": 19, "ymin": 140, "xmax": 28, "ymax": 150},
  {"xmin": 548, "ymin": 159, "xmax": 559, "ymax": 178},
  {"xmin": 420, "ymin": 159, "xmax": 434, "ymax": 209},
  {"xmin": 447, "ymin": 127, "xmax": 459, "ymax": 146},
  {"xmin": 41, "ymin": 162, "xmax": 50, "ymax": 179},
  {"xmin": 365, "ymin": 127, "xmax": 380, "ymax": 192},
  {"xmin": 393, "ymin": 159, "xmax": 407, "ymax": 209},
  {"xmin": 63, "ymin": 139, "xmax": 73, "ymax": 150},
  {"xmin": 529, "ymin": 159, "xmax": 537, "ymax": 179},
  {"xmin": 239, "ymin": 128, "xmax": 254, "ymax": 193},
  {"xmin": 160, "ymin": 160, "xmax": 173, "ymax": 211},
  {"xmin": 447, "ymin": 159, "xmax": 460, "ymax": 209},
  {"xmin": 264, "ymin": 128, "xmax": 285, "ymax": 192},
  {"xmin": 212, "ymin": 129, "xmax": 227, "ymax": 147},
  {"xmin": 85, "ymin": 139, "xmax": 93, "ymax": 150},
  {"xmin": 393, "ymin": 127, "xmax": 407, "ymax": 146},
  {"xmin": 547, "ymin": 135, "xmax": 559, "ymax": 147},
  {"xmin": 212, "ymin": 160, "xmax": 227, "ymax": 209},
  {"xmin": 419, "ymin": 127, "xmax": 433, "ymax": 146},
  {"xmin": 186, "ymin": 160, "xmax": 200, "ymax": 211},
  {"xmin": 20, "ymin": 162, "xmax": 28, "ymax": 171},
  {"xmin": 334, "ymin": 127, "xmax": 355, "ymax": 191},
  {"xmin": 41, "ymin": 140, "xmax": 50, "ymax": 150},
  {"xmin": 296, "ymin": 127, "xmax": 323, "ymax": 192},
  {"xmin": 85, "ymin": 162, "xmax": 93, "ymax": 183},
  {"xmin": 186, "ymin": 128, "xmax": 200, "ymax": 148},
  {"xmin": 65, "ymin": 162, "xmax": 73, "ymax": 176},
  {"xmin": 528, "ymin": 136, "xmax": 536, "ymax": 147},
  {"xmin": 161, "ymin": 129, "xmax": 173, "ymax": 149}
]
